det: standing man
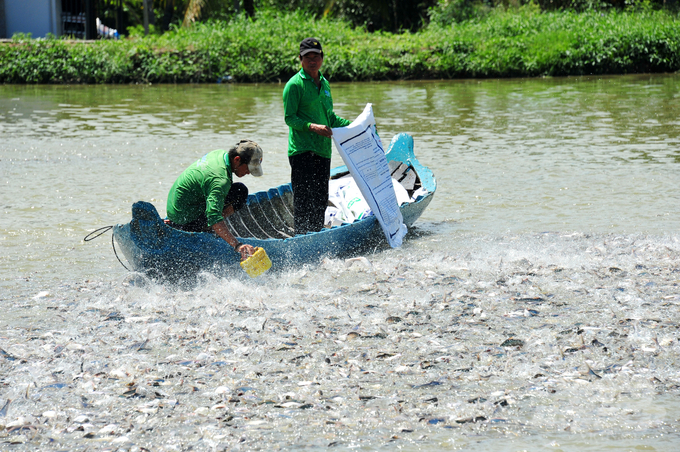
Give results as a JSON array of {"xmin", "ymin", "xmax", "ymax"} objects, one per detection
[
  {"xmin": 166, "ymin": 140, "xmax": 264, "ymax": 261},
  {"xmin": 283, "ymin": 37, "xmax": 352, "ymax": 234}
]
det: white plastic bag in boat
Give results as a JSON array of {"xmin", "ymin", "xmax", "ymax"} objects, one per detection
[
  {"xmin": 342, "ymin": 181, "xmax": 371, "ymax": 221},
  {"xmin": 326, "ymin": 176, "xmax": 353, "ymax": 226},
  {"xmin": 392, "ymin": 178, "xmax": 410, "ymax": 206},
  {"xmin": 325, "ymin": 175, "xmax": 410, "ymax": 228},
  {"xmin": 410, "ymin": 186, "xmax": 429, "ymax": 202},
  {"xmin": 324, "ymin": 206, "xmax": 343, "ymax": 227},
  {"xmin": 326, "ymin": 175, "xmax": 370, "ymax": 226}
]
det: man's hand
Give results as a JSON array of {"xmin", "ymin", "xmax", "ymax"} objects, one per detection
[
  {"xmin": 309, "ymin": 123, "xmax": 333, "ymax": 137},
  {"xmin": 235, "ymin": 243, "xmax": 256, "ymax": 261}
]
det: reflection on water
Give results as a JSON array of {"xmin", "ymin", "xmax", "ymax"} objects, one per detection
[
  {"xmin": 0, "ymin": 84, "xmax": 286, "ymax": 139},
  {"xmin": 0, "ymin": 74, "xmax": 679, "ymax": 450},
  {"xmin": 2, "ymin": 75, "xmax": 679, "ymax": 162}
]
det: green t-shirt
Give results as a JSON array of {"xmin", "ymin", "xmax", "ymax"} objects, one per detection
[
  {"xmin": 166, "ymin": 150, "xmax": 233, "ymax": 228},
  {"xmin": 283, "ymin": 68, "xmax": 351, "ymax": 159}
]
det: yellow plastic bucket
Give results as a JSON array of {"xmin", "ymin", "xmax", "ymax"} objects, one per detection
[{"xmin": 240, "ymin": 247, "xmax": 272, "ymax": 278}]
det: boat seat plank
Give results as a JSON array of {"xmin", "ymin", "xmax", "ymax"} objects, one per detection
[
  {"xmin": 400, "ymin": 168, "xmax": 417, "ymax": 191},
  {"xmin": 389, "ymin": 161, "xmax": 408, "ymax": 180}
]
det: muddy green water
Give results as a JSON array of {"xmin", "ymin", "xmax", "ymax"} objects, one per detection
[{"xmin": 0, "ymin": 74, "xmax": 679, "ymax": 451}]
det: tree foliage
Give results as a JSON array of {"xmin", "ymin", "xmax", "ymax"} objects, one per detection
[
  {"xmin": 428, "ymin": 0, "xmax": 678, "ymax": 27},
  {"xmin": 3, "ymin": 9, "xmax": 679, "ymax": 83},
  {"xmin": 102, "ymin": 0, "xmax": 678, "ymax": 37},
  {"xmin": 106, "ymin": 0, "xmax": 440, "ymax": 34}
]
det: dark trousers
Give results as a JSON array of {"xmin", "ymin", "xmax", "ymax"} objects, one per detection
[
  {"xmin": 167, "ymin": 182, "xmax": 248, "ymax": 233},
  {"xmin": 289, "ymin": 152, "xmax": 330, "ymax": 235}
]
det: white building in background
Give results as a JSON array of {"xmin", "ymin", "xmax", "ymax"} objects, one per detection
[{"xmin": 0, "ymin": 0, "xmax": 102, "ymax": 39}]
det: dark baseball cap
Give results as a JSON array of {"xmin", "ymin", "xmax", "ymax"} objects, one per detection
[{"xmin": 300, "ymin": 37, "xmax": 322, "ymax": 56}]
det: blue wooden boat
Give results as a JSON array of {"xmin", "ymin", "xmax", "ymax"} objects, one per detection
[{"xmin": 113, "ymin": 133, "xmax": 436, "ymax": 280}]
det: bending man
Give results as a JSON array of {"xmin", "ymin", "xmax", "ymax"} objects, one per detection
[
  {"xmin": 283, "ymin": 37, "xmax": 351, "ymax": 234},
  {"xmin": 166, "ymin": 140, "xmax": 264, "ymax": 261}
]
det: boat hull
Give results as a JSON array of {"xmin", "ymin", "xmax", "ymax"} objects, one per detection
[{"xmin": 113, "ymin": 133, "xmax": 435, "ymax": 279}]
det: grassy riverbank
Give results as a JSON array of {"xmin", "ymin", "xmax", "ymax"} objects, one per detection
[{"xmin": 1, "ymin": 8, "xmax": 679, "ymax": 83}]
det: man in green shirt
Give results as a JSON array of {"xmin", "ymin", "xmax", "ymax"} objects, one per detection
[
  {"xmin": 283, "ymin": 37, "xmax": 352, "ymax": 234},
  {"xmin": 166, "ymin": 140, "xmax": 264, "ymax": 261}
]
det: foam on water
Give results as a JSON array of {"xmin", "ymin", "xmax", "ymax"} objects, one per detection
[{"xmin": 1, "ymin": 232, "xmax": 678, "ymax": 450}]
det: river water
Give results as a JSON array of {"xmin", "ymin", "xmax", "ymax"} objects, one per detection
[{"xmin": 0, "ymin": 74, "xmax": 679, "ymax": 450}]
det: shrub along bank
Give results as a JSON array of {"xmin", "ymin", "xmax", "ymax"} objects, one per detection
[{"xmin": 1, "ymin": 8, "xmax": 679, "ymax": 84}]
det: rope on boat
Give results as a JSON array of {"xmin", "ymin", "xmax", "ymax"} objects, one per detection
[{"xmin": 83, "ymin": 226, "xmax": 131, "ymax": 272}]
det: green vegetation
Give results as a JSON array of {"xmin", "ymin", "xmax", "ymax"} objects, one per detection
[
  {"xmin": 1, "ymin": 7, "xmax": 679, "ymax": 83},
  {"xmin": 103, "ymin": 0, "xmax": 439, "ymax": 34},
  {"xmin": 109, "ymin": 0, "xmax": 678, "ymax": 34}
]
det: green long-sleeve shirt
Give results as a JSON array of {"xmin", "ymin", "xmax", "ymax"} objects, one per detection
[
  {"xmin": 283, "ymin": 69, "xmax": 351, "ymax": 159},
  {"xmin": 166, "ymin": 150, "xmax": 233, "ymax": 228}
]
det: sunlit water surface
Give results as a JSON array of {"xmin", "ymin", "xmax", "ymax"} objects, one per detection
[{"xmin": 0, "ymin": 74, "xmax": 679, "ymax": 451}]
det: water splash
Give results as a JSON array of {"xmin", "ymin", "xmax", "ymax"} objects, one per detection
[{"xmin": 1, "ymin": 232, "xmax": 678, "ymax": 449}]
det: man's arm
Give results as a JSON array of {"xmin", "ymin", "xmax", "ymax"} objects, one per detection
[
  {"xmin": 212, "ymin": 220, "xmax": 255, "ymax": 261},
  {"xmin": 206, "ymin": 185, "xmax": 254, "ymax": 261}
]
